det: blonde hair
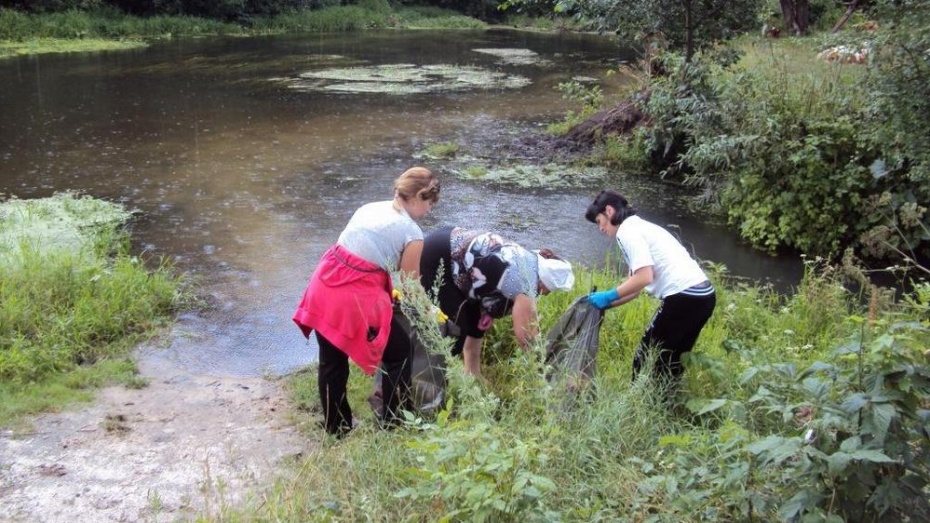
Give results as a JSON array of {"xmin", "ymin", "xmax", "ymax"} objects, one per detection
[{"xmin": 394, "ymin": 167, "xmax": 440, "ymax": 203}]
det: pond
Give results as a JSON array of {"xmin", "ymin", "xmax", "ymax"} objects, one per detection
[{"xmin": 0, "ymin": 29, "xmax": 802, "ymax": 376}]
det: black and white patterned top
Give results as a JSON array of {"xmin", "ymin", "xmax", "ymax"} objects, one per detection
[{"xmin": 448, "ymin": 227, "xmax": 539, "ymax": 318}]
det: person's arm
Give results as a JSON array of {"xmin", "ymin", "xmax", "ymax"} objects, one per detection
[
  {"xmin": 616, "ymin": 265, "xmax": 653, "ymax": 305},
  {"xmin": 590, "ymin": 265, "xmax": 653, "ymax": 309},
  {"xmin": 511, "ymin": 293, "xmax": 538, "ymax": 349},
  {"xmin": 462, "ymin": 335, "xmax": 483, "ymax": 377},
  {"xmin": 398, "ymin": 239, "xmax": 423, "ymax": 280}
]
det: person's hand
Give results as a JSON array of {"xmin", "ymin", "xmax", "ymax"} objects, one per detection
[{"xmin": 588, "ymin": 288, "xmax": 620, "ymax": 310}]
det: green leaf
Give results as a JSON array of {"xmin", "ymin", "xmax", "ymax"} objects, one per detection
[
  {"xmin": 849, "ymin": 449, "xmax": 896, "ymax": 464},
  {"xmin": 841, "ymin": 392, "xmax": 869, "ymax": 412},
  {"xmin": 687, "ymin": 398, "xmax": 727, "ymax": 415},
  {"xmin": 827, "ymin": 451, "xmax": 852, "ymax": 476},
  {"xmin": 747, "ymin": 435, "xmax": 800, "ymax": 465},
  {"xmin": 800, "ymin": 361, "xmax": 836, "ymax": 379},
  {"xmin": 868, "ymin": 403, "xmax": 896, "ymax": 444},
  {"xmin": 802, "ymin": 377, "xmax": 829, "ymax": 398},
  {"xmin": 779, "ymin": 489, "xmax": 823, "ymax": 520},
  {"xmin": 834, "ymin": 342, "xmax": 861, "ymax": 356},
  {"xmin": 839, "ymin": 436, "xmax": 862, "ymax": 452}
]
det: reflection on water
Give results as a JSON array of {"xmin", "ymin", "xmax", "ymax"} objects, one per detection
[{"xmin": 0, "ymin": 29, "xmax": 801, "ymax": 377}]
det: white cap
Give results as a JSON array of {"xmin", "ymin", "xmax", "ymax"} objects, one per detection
[{"xmin": 536, "ymin": 254, "xmax": 575, "ymax": 292}]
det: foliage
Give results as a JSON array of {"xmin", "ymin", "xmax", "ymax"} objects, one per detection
[
  {"xmin": 393, "ymin": 5, "xmax": 487, "ymax": 29},
  {"xmin": 741, "ymin": 316, "xmax": 930, "ymax": 521},
  {"xmin": 855, "ymin": 0, "xmax": 930, "ymax": 260},
  {"xmin": 632, "ymin": 35, "xmax": 928, "ymax": 261},
  {"xmin": 0, "ymin": 7, "xmax": 240, "ymax": 40},
  {"xmin": 0, "ymin": 194, "xmax": 191, "ymax": 426},
  {"xmin": 426, "ymin": 0, "xmax": 507, "ymax": 22},
  {"xmin": 588, "ymin": 133, "xmax": 651, "ymax": 174},
  {"xmin": 556, "ymin": 79, "xmax": 603, "ymax": 115},
  {"xmin": 633, "ymin": 48, "xmax": 739, "ymax": 179},
  {"xmin": 398, "ymin": 406, "xmax": 559, "ymax": 522},
  {"xmin": 571, "ymin": 0, "xmax": 763, "ymax": 60},
  {"xmin": 0, "ymin": 0, "xmax": 505, "ymax": 23},
  {"xmin": 0, "ymin": 3, "xmax": 486, "ymax": 42},
  {"xmin": 608, "ymin": 274, "xmax": 930, "ymax": 522},
  {"xmin": 546, "ymin": 79, "xmax": 603, "ymax": 135}
]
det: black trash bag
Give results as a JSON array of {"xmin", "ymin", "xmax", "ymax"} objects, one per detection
[
  {"xmin": 369, "ymin": 308, "xmax": 450, "ymax": 418},
  {"xmin": 545, "ymin": 295, "xmax": 605, "ymax": 390}
]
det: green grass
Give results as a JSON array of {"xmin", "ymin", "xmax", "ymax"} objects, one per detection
[
  {"xmin": 0, "ymin": 6, "xmax": 487, "ymax": 57},
  {"xmin": 0, "ymin": 37, "xmax": 145, "ymax": 58},
  {"xmin": 227, "ymin": 258, "xmax": 929, "ymax": 521},
  {"xmin": 394, "ymin": 6, "xmax": 486, "ymax": 29},
  {"xmin": 0, "ymin": 193, "xmax": 191, "ymax": 428}
]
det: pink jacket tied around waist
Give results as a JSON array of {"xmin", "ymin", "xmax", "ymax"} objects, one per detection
[{"xmin": 292, "ymin": 244, "xmax": 394, "ymax": 375}]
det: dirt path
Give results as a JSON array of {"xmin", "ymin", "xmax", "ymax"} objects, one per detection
[{"xmin": 0, "ymin": 354, "xmax": 311, "ymax": 523}]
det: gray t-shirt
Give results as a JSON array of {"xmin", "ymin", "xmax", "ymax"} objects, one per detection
[{"xmin": 337, "ymin": 200, "xmax": 423, "ymax": 271}]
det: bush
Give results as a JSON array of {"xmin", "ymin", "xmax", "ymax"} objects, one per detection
[{"xmin": 637, "ymin": 39, "xmax": 927, "ymax": 261}]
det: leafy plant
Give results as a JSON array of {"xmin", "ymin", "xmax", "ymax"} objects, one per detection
[
  {"xmin": 398, "ymin": 404, "xmax": 559, "ymax": 522},
  {"xmin": 744, "ymin": 315, "xmax": 930, "ymax": 521}
]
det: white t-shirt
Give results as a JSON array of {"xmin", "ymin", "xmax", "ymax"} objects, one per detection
[
  {"xmin": 337, "ymin": 200, "xmax": 423, "ymax": 272},
  {"xmin": 615, "ymin": 215, "xmax": 707, "ymax": 299}
]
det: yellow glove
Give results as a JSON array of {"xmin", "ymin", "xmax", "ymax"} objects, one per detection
[
  {"xmin": 392, "ymin": 289, "xmax": 403, "ymax": 301},
  {"xmin": 431, "ymin": 306, "xmax": 449, "ymax": 324}
]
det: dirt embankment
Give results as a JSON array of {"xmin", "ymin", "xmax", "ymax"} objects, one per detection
[{"xmin": 0, "ymin": 354, "xmax": 310, "ymax": 523}]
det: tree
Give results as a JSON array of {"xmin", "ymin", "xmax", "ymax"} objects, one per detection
[
  {"xmin": 778, "ymin": 0, "xmax": 810, "ymax": 35},
  {"xmin": 552, "ymin": 0, "xmax": 764, "ymax": 62}
]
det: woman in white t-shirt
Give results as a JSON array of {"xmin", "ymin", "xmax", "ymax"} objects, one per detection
[
  {"xmin": 584, "ymin": 189, "xmax": 716, "ymax": 398},
  {"xmin": 293, "ymin": 167, "xmax": 440, "ymax": 436}
]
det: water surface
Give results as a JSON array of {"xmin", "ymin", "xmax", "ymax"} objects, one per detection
[{"xmin": 0, "ymin": 29, "xmax": 802, "ymax": 376}]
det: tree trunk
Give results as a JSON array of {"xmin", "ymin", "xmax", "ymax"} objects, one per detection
[
  {"xmin": 832, "ymin": 0, "xmax": 861, "ymax": 33},
  {"xmin": 779, "ymin": 0, "xmax": 810, "ymax": 36},
  {"xmin": 684, "ymin": 0, "xmax": 695, "ymax": 62}
]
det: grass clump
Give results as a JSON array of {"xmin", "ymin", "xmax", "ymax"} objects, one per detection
[
  {"xmin": 394, "ymin": 6, "xmax": 487, "ymax": 29},
  {"xmin": 0, "ymin": 193, "xmax": 191, "ymax": 428},
  {"xmin": 419, "ymin": 141, "xmax": 460, "ymax": 160}
]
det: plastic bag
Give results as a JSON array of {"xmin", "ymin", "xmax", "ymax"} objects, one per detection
[{"xmin": 545, "ymin": 295, "xmax": 604, "ymax": 390}]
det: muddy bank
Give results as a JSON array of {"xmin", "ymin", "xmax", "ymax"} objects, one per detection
[{"xmin": 0, "ymin": 352, "xmax": 310, "ymax": 522}]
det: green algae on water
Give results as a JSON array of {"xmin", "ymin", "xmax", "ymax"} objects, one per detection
[
  {"xmin": 0, "ymin": 193, "xmax": 132, "ymax": 268},
  {"xmin": 472, "ymin": 48, "xmax": 550, "ymax": 66},
  {"xmin": 450, "ymin": 163, "xmax": 608, "ymax": 189},
  {"xmin": 285, "ymin": 63, "xmax": 531, "ymax": 94}
]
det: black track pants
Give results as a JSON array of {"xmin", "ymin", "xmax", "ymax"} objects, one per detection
[{"xmin": 632, "ymin": 291, "xmax": 716, "ymax": 388}]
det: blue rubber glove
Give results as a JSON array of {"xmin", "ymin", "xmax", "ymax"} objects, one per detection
[{"xmin": 588, "ymin": 288, "xmax": 620, "ymax": 310}]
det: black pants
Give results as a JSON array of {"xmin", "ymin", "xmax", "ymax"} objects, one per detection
[
  {"xmin": 420, "ymin": 226, "xmax": 483, "ymax": 356},
  {"xmin": 632, "ymin": 291, "xmax": 716, "ymax": 391},
  {"xmin": 316, "ymin": 313, "xmax": 412, "ymax": 435}
]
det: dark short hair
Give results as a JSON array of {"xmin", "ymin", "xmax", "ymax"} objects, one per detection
[{"xmin": 585, "ymin": 189, "xmax": 636, "ymax": 226}]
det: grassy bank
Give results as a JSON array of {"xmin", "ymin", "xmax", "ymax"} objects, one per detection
[
  {"xmin": 0, "ymin": 193, "xmax": 191, "ymax": 428},
  {"xmin": 0, "ymin": 4, "xmax": 486, "ymax": 58},
  {"xmin": 221, "ymin": 260, "xmax": 929, "ymax": 521}
]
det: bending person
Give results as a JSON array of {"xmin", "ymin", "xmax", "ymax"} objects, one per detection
[
  {"xmin": 584, "ymin": 189, "xmax": 716, "ymax": 399},
  {"xmin": 420, "ymin": 227, "xmax": 574, "ymax": 377},
  {"xmin": 293, "ymin": 167, "xmax": 440, "ymax": 436}
]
